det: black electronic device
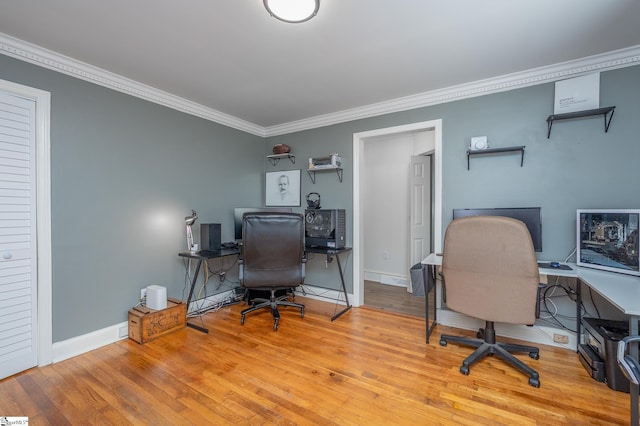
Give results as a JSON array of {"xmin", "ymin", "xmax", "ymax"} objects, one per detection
[
  {"xmin": 200, "ymin": 223, "xmax": 221, "ymax": 251},
  {"xmin": 582, "ymin": 317, "xmax": 632, "ymax": 392},
  {"xmin": 233, "ymin": 207, "xmax": 292, "ymax": 241},
  {"xmin": 452, "ymin": 207, "xmax": 543, "ymax": 252},
  {"xmin": 305, "ymin": 209, "xmax": 346, "ymax": 248},
  {"xmin": 306, "ymin": 192, "xmax": 321, "ymax": 209}
]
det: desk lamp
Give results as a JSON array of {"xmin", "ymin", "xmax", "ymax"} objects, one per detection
[{"xmin": 185, "ymin": 210, "xmax": 198, "ymax": 252}]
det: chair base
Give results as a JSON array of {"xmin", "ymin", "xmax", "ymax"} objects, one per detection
[
  {"xmin": 440, "ymin": 321, "xmax": 540, "ymax": 387},
  {"xmin": 241, "ymin": 288, "xmax": 304, "ymax": 331}
]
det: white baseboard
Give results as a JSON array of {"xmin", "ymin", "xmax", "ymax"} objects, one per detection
[
  {"xmin": 296, "ymin": 284, "xmax": 353, "ymax": 306},
  {"xmin": 52, "ymin": 321, "xmax": 129, "ymax": 363},
  {"xmin": 364, "ymin": 271, "xmax": 408, "ymax": 288},
  {"xmin": 437, "ymin": 309, "xmax": 577, "ymax": 350},
  {"xmin": 51, "ymin": 290, "xmax": 239, "ymax": 364}
]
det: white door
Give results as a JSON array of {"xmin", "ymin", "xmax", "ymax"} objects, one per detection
[
  {"xmin": 408, "ymin": 155, "xmax": 431, "ymax": 292},
  {"xmin": 0, "ymin": 91, "xmax": 38, "ymax": 379}
]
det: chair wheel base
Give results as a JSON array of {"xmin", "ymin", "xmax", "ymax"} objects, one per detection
[
  {"xmin": 529, "ymin": 377, "xmax": 540, "ymax": 387},
  {"xmin": 460, "ymin": 365, "xmax": 470, "ymax": 375}
]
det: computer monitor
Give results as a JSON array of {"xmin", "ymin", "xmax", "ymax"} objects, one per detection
[
  {"xmin": 233, "ymin": 207, "xmax": 293, "ymax": 241},
  {"xmin": 452, "ymin": 207, "xmax": 543, "ymax": 252}
]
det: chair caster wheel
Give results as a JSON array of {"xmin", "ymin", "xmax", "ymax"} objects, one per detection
[
  {"xmin": 301, "ymin": 308, "xmax": 305, "ymax": 318},
  {"xmin": 273, "ymin": 320, "xmax": 279, "ymax": 331},
  {"xmin": 439, "ymin": 339, "xmax": 447, "ymax": 346},
  {"xmin": 460, "ymin": 366, "xmax": 470, "ymax": 375},
  {"xmin": 241, "ymin": 316, "xmax": 245, "ymax": 325},
  {"xmin": 476, "ymin": 328, "xmax": 485, "ymax": 339},
  {"xmin": 529, "ymin": 352, "xmax": 539, "ymax": 360},
  {"xmin": 529, "ymin": 377, "xmax": 540, "ymax": 387}
]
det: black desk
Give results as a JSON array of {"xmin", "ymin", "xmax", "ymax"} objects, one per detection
[
  {"xmin": 304, "ymin": 246, "xmax": 352, "ymax": 321},
  {"xmin": 178, "ymin": 248, "xmax": 240, "ymax": 333}
]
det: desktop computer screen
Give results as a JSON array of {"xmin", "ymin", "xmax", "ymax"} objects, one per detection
[
  {"xmin": 233, "ymin": 207, "xmax": 293, "ymax": 241},
  {"xmin": 453, "ymin": 207, "xmax": 543, "ymax": 252}
]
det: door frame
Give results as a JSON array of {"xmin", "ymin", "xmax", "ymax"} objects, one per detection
[
  {"xmin": 352, "ymin": 119, "xmax": 442, "ymax": 307},
  {"xmin": 0, "ymin": 78, "xmax": 52, "ymax": 367}
]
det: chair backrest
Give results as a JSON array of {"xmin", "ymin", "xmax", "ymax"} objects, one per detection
[
  {"xmin": 442, "ymin": 215, "xmax": 540, "ymax": 325},
  {"xmin": 240, "ymin": 212, "xmax": 305, "ymax": 289}
]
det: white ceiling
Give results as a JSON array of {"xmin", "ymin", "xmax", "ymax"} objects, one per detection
[{"xmin": 1, "ymin": 0, "xmax": 639, "ymax": 133}]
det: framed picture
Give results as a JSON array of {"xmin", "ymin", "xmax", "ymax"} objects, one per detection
[{"xmin": 265, "ymin": 169, "xmax": 301, "ymax": 207}]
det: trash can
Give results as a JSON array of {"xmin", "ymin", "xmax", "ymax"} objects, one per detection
[{"xmin": 410, "ymin": 262, "xmax": 426, "ymax": 297}]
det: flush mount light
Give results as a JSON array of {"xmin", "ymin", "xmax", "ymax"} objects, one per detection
[{"xmin": 263, "ymin": 0, "xmax": 320, "ymax": 23}]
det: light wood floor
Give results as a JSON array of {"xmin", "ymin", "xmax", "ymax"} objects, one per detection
[
  {"xmin": 364, "ymin": 280, "xmax": 426, "ymax": 318},
  {"xmin": 0, "ymin": 297, "xmax": 630, "ymax": 425}
]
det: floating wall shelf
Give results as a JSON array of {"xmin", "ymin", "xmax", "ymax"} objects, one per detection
[
  {"xmin": 267, "ymin": 153, "xmax": 295, "ymax": 166},
  {"xmin": 546, "ymin": 106, "xmax": 615, "ymax": 138},
  {"xmin": 307, "ymin": 167, "xmax": 343, "ymax": 184},
  {"xmin": 467, "ymin": 146, "xmax": 525, "ymax": 170}
]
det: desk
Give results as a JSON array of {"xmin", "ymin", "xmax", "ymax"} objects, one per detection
[
  {"xmin": 178, "ymin": 248, "xmax": 240, "ymax": 333},
  {"xmin": 423, "ymin": 252, "xmax": 640, "ymax": 424},
  {"xmin": 304, "ymin": 246, "xmax": 352, "ymax": 321}
]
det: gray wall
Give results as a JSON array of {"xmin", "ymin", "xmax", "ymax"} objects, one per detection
[
  {"xmin": 1, "ymin": 54, "xmax": 266, "ymax": 341},
  {"xmin": 2, "ymin": 51, "xmax": 638, "ymax": 341}
]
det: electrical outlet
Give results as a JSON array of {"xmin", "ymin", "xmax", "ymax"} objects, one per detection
[{"xmin": 553, "ymin": 333, "xmax": 569, "ymax": 344}]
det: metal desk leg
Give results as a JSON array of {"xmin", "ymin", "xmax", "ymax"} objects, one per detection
[
  {"xmin": 185, "ymin": 258, "xmax": 209, "ymax": 334},
  {"xmin": 576, "ymin": 278, "xmax": 582, "ymax": 352},
  {"xmin": 424, "ymin": 264, "xmax": 438, "ymax": 343},
  {"xmin": 330, "ymin": 252, "xmax": 352, "ymax": 321},
  {"xmin": 630, "ymin": 316, "xmax": 639, "ymax": 426}
]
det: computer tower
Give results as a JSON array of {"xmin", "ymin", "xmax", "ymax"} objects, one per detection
[{"xmin": 200, "ymin": 223, "xmax": 221, "ymax": 251}]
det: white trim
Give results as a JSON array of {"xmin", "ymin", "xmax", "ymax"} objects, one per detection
[
  {"xmin": 353, "ymin": 120, "xmax": 442, "ymax": 307},
  {"xmin": 1, "ymin": 32, "xmax": 638, "ymax": 137},
  {"xmin": 0, "ymin": 33, "xmax": 265, "ymax": 137},
  {"xmin": 295, "ymin": 284, "xmax": 351, "ymax": 306},
  {"xmin": 437, "ymin": 309, "xmax": 577, "ymax": 350},
  {"xmin": 0, "ymin": 78, "xmax": 53, "ymax": 367},
  {"xmin": 364, "ymin": 271, "xmax": 408, "ymax": 288},
  {"xmin": 52, "ymin": 321, "xmax": 129, "ymax": 363}
]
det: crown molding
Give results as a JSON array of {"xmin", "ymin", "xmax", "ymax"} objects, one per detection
[
  {"xmin": 264, "ymin": 45, "xmax": 640, "ymax": 136},
  {"xmin": 0, "ymin": 33, "xmax": 266, "ymax": 137},
  {"xmin": 1, "ymin": 32, "xmax": 638, "ymax": 139}
]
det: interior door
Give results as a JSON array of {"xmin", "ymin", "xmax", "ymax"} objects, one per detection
[
  {"xmin": 0, "ymin": 91, "xmax": 38, "ymax": 379},
  {"xmin": 408, "ymin": 155, "xmax": 431, "ymax": 292}
]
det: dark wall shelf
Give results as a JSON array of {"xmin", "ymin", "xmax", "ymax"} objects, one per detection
[
  {"xmin": 267, "ymin": 153, "xmax": 295, "ymax": 166},
  {"xmin": 307, "ymin": 167, "xmax": 343, "ymax": 183},
  {"xmin": 546, "ymin": 106, "xmax": 615, "ymax": 138},
  {"xmin": 467, "ymin": 146, "xmax": 525, "ymax": 170}
]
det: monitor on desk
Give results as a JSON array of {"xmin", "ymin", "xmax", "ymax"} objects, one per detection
[
  {"xmin": 233, "ymin": 207, "xmax": 293, "ymax": 241},
  {"xmin": 452, "ymin": 207, "xmax": 543, "ymax": 252},
  {"xmin": 577, "ymin": 209, "xmax": 640, "ymax": 276}
]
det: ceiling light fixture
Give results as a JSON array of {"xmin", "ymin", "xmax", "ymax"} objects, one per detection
[{"xmin": 263, "ymin": 0, "xmax": 320, "ymax": 23}]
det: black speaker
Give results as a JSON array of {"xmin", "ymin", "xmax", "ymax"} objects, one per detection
[{"xmin": 200, "ymin": 223, "xmax": 221, "ymax": 251}]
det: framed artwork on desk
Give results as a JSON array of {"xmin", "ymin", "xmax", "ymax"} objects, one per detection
[{"xmin": 265, "ymin": 169, "xmax": 301, "ymax": 207}]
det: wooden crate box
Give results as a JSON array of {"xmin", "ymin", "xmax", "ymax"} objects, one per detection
[{"xmin": 128, "ymin": 297, "xmax": 186, "ymax": 344}]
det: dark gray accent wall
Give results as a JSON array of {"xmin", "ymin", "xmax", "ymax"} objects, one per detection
[{"xmin": 1, "ymin": 54, "xmax": 266, "ymax": 341}]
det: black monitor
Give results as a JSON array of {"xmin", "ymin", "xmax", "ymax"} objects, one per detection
[
  {"xmin": 233, "ymin": 207, "xmax": 293, "ymax": 241},
  {"xmin": 452, "ymin": 207, "xmax": 543, "ymax": 252}
]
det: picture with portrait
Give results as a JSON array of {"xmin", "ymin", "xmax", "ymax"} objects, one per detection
[{"xmin": 265, "ymin": 169, "xmax": 301, "ymax": 207}]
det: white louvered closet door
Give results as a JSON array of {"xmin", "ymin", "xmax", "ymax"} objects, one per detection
[{"xmin": 0, "ymin": 91, "xmax": 38, "ymax": 379}]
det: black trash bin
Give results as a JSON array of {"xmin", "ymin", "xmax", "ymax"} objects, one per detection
[{"xmin": 410, "ymin": 262, "xmax": 426, "ymax": 297}]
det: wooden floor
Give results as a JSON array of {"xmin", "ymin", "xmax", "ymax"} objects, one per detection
[
  {"xmin": 364, "ymin": 280, "xmax": 426, "ymax": 318},
  {"xmin": 0, "ymin": 297, "xmax": 631, "ymax": 425}
]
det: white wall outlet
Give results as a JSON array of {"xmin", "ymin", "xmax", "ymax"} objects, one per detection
[{"xmin": 553, "ymin": 333, "xmax": 569, "ymax": 344}]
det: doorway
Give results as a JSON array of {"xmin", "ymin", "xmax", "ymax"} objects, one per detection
[{"xmin": 352, "ymin": 120, "xmax": 443, "ymax": 308}]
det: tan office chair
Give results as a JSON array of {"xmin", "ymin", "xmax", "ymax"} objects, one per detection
[
  {"xmin": 239, "ymin": 212, "xmax": 305, "ymax": 331},
  {"xmin": 439, "ymin": 215, "xmax": 542, "ymax": 387}
]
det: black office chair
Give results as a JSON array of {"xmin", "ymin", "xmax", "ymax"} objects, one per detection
[{"xmin": 239, "ymin": 212, "xmax": 305, "ymax": 331}]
